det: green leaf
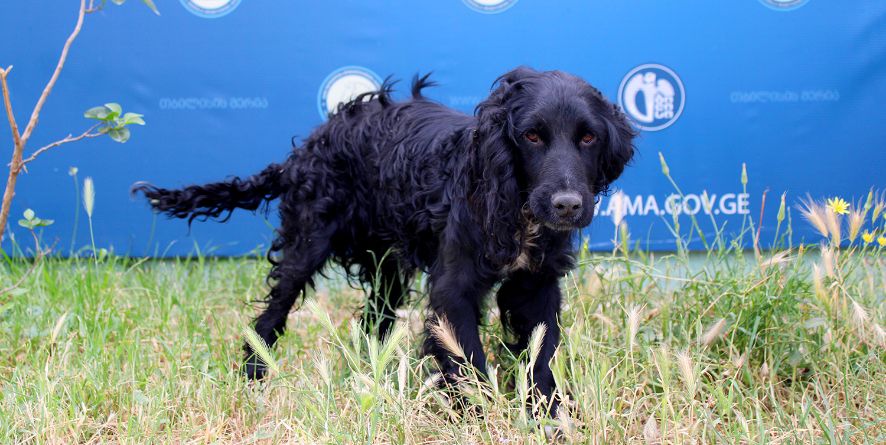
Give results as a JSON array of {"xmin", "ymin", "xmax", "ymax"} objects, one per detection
[
  {"xmin": 107, "ymin": 126, "xmax": 131, "ymax": 143},
  {"xmin": 17, "ymin": 219, "xmax": 32, "ymax": 229},
  {"xmin": 104, "ymin": 103, "xmax": 122, "ymax": 119},
  {"xmin": 142, "ymin": 0, "xmax": 160, "ymax": 15},
  {"xmin": 84, "ymin": 106, "xmax": 109, "ymax": 120},
  {"xmin": 122, "ymin": 113, "xmax": 145, "ymax": 126},
  {"xmin": 23, "ymin": 209, "xmax": 35, "ymax": 221},
  {"xmin": 111, "ymin": 0, "xmax": 125, "ymax": 5},
  {"xmin": 34, "ymin": 218, "xmax": 54, "ymax": 228}
]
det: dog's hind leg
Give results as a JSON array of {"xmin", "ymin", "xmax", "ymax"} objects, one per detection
[
  {"xmin": 243, "ymin": 222, "xmax": 337, "ymax": 379},
  {"xmin": 360, "ymin": 255, "xmax": 412, "ymax": 340}
]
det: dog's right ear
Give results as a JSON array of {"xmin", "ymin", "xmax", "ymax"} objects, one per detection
[
  {"xmin": 468, "ymin": 68, "xmax": 540, "ymax": 268},
  {"xmin": 475, "ymin": 66, "xmax": 539, "ymax": 117}
]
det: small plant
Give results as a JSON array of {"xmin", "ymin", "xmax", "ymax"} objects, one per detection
[
  {"xmin": 16, "ymin": 208, "xmax": 54, "ymax": 261},
  {"xmin": 17, "ymin": 208, "xmax": 54, "ymax": 232},
  {"xmin": 83, "ymin": 103, "xmax": 145, "ymax": 144},
  {"xmin": 0, "ymin": 209, "xmax": 54, "ymax": 298},
  {"xmin": 67, "ymin": 167, "xmax": 80, "ymax": 253},
  {"xmin": 82, "ymin": 177, "xmax": 98, "ymax": 263},
  {"xmin": 0, "ymin": 0, "xmax": 156, "ymax": 243},
  {"xmin": 799, "ymin": 189, "xmax": 886, "ymax": 250}
]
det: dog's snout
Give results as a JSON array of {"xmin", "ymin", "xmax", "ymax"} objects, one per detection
[{"xmin": 551, "ymin": 192, "xmax": 582, "ymax": 218}]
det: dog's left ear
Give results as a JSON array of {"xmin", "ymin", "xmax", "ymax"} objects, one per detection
[{"xmin": 596, "ymin": 103, "xmax": 637, "ymax": 194}]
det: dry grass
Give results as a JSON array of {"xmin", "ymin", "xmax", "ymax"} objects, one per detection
[
  {"xmin": 0, "ymin": 243, "xmax": 882, "ymax": 444},
  {"xmin": 2, "ymin": 175, "xmax": 885, "ymax": 443}
]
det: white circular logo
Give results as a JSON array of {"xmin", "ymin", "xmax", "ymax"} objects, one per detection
[
  {"xmin": 180, "ymin": 0, "xmax": 241, "ymax": 18},
  {"xmin": 317, "ymin": 66, "xmax": 383, "ymax": 119},
  {"xmin": 759, "ymin": 0, "xmax": 809, "ymax": 11},
  {"xmin": 617, "ymin": 64, "xmax": 685, "ymax": 132},
  {"xmin": 462, "ymin": 0, "xmax": 519, "ymax": 14}
]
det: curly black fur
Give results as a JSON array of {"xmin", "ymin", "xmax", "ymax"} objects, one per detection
[
  {"xmin": 132, "ymin": 163, "xmax": 285, "ymax": 224},
  {"xmin": 134, "ymin": 67, "xmax": 635, "ymax": 411}
]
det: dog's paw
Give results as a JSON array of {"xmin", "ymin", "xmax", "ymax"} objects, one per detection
[{"xmin": 242, "ymin": 357, "xmax": 268, "ymax": 380}]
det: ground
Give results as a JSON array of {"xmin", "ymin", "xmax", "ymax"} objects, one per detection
[{"xmin": 0, "ymin": 244, "xmax": 883, "ymax": 443}]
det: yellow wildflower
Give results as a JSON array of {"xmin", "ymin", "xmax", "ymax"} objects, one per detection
[
  {"xmin": 862, "ymin": 231, "xmax": 874, "ymax": 244},
  {"xmin": 827, "ymin": 197, "xmax": 849, "ymax": 215},
  {"xmin": 878, "ymin": 236, "xmax": 886, "ymax": 247}
]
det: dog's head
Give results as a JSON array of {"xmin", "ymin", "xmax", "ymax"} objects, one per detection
[{"xmin": 472, "ymin": 67, "xmax": 635, "ymax": 263}]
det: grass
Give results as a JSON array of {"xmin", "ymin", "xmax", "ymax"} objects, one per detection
[
  {"xmin": 0, "ymin": 243, "xmax": 883, "ymax": 443},
  {"xmin": 1, "ymin": 160, "xmax": 884, "ymax": 443}
]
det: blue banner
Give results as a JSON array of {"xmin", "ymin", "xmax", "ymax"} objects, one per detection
[{"xmin": 1, "ymin": 0, "xmax": 883, "ymax": 255}]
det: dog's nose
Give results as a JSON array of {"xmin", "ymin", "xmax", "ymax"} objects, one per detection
[{"xmin": 551, "ymin": 192, "xmax": 582, "ymax": 218}]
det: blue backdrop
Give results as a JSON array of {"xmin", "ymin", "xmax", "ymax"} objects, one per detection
[{"xmin": 1, "ymin": 0, "xmax": 883, "ymax": 256}]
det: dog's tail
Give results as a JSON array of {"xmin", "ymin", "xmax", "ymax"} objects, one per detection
[{"xmin": 132, "ymin": 162, "xmax": 287, "ymax": 224}]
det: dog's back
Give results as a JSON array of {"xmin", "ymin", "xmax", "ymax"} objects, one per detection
[
  {"xmin": 136, "ymin": 76, "xmax": 473, "ymax": 270},
  {"xmin": 288, "ymin": 80, "xmax": 477, "ymax": 268}
]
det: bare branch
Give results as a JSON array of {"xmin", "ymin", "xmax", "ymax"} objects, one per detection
[
  {"xmin": 0, "ymin": 64, "xmax": 27, "ymax": 243},
  {"xmin": 0, "ymin": 0, "xmax": 89, "ymax": 242},
  {"xmin": 0, "ymin": 66, "xmax": 22, "ymax": 148},
  {"xmin": 19, "ymin": 0, "xmax": 87, "ymax": 145},
  {"xmin": 20, "ymin": 123, "xmax": 104, "ymax": 167}
]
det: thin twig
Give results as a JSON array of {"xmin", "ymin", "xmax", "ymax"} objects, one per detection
[
  {"xmin": 20, "ymin": 123, "xmax": 104, "ymax": 167},
  {"xmin": 0, "ymin": 0, "xmax": 87, "ymax": 242},
  {"xmin": 20, "ymin": 0, "xmax": 88, "ymax": 145},
  {"xmin": 0, "ymin": 66, "xmax": 21, "ymax": 148}
]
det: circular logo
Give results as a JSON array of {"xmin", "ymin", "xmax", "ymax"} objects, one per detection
[
  {"xmin": 462, "ymin": 0, "xmax": 519, "ymax": 14},
  {"xmin": 759, "ymin": 0, "xmax": 809, "ymax": 11},
  {"xmin": 617, "ymin": 64, "xmax": 685, "ymax": 132},
  {"xmin": 317, "ymin": 66, "xmax": 383, "ymax": 119},
  {"xmin": 180, "ymin": 0, "xmax": 241, "ymax": 18}
]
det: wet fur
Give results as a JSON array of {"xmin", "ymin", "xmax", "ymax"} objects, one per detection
[{"xmin": 133, "ymin": 67, "xmax": 635, "ymax": 411}]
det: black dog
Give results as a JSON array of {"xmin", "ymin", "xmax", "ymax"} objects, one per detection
[{"xmin": 135, "ymin": 67, "xmax": 634, "ymax": 409}]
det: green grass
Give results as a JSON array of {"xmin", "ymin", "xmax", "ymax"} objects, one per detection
[
  {"xmin": 0, "ymin": 243, "xmax": 883, "ymax": 443},
  {"xmin": 2, "ymin": 162, "xmax": 884, "ymax": 443}
]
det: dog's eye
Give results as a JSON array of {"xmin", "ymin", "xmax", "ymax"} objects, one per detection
[
  {"xmin": 581, "ymin": 133, "xmax": 596, "ymax": 144},
  {"xmin": 524, "ymin": 132, "xmax": 540, "ymax": 144}
]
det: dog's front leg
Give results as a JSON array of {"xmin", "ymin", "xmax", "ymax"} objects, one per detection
[
  {"xmin": 423, "ymin": 255, "xmax": 495, "ymax": 385},
  {"xmin": 496, "ymin": 269, "xmax": 562, "ymax": 412}
]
